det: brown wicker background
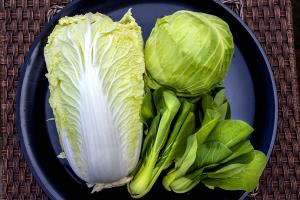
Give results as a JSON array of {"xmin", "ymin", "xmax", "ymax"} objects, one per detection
[{"xmin": 1, "ymin": 0, "xmax": 299, "ymax": 199}]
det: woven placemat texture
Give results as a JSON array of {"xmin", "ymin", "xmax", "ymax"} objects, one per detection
[
  {"xmin": 243, "ymin": 0, "xmax": 300, "ymax": 199},
  {"xmin": 1, "ymin": 0, "xmax": 299, "ymax": 199}
]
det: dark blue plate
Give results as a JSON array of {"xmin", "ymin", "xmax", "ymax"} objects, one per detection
[{"xmin": 16, "ymin": 0, "xmax": 278, "ymax": 199}]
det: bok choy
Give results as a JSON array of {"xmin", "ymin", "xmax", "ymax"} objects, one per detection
[
  {"xmin": 162, "ymin": 90, "xmax": 266, "ymax": 193},
  {"xmin": 128, "ymin": 89, "xmax": 266, "ymax": 197},
  {"xmin": 128, "ymin": 88, "xmax": 196, "ymax": 198}
]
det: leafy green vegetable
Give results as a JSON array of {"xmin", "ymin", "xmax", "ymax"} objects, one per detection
[
  {"xmin": 195, "ymin": 141, "xmax": 232, "ymax": 168},
  {"xmin": 206, "ymin": 120, "xmax": 254, "ymax": 148},
  {"xmin": 140, "ymin": 88, "xmax": 155, "ymax": 127},
  {"xmin": 139, "ymin": 114, "xmax": 161, "ymax": 165},
  {"xmin": 44, "ymin": 10, "xmax": 145, "ymax": 187},
  {"xmin": 205, "ymin": 163, "xmax": 246, "ymax": 179},
  {"xmin": 171, "ymin": 112, "xmax": 196, "ymax": 158},
  {"xmin": 152, "ymin": 89, "xmax": 182, "ymax": 152},
  {"xmin": 196, "ymin": 110, "xmax": 220, "ymax": 145},
  {"xmin": 221, "ymin": 140, "xmax": 254, "ymax": 164},
  {"xmin": 213, "ymin": 89, "xmax": 226, "ymax": 106},
  {"xmin": 168, "ymin": 175, "xmax": 202, "ymax": 193},
  {"xmin": 145, "ymin": 11, "xmax": 234, "ymax": 96},
  {"xmin": 161, "ymin": 105, "xmax": 196, "ymax": 166},
  {"xmin": 196, "ymin": 89, "xmax": 228, "ymax": 145},
  {"xmin": 200, "ymin": 89, "xmax": 230, "ymax": 121},
  {"xmin": 202, "ymin": 151, "xmax": 266, "ymax": 192},
  {"xmin": 128, "ymin": 89, "xmax": 199, "ymax": 198},
  {"xmin": 161, "ymin": 91, "xmax": 266, "ymax": 194},
  {"xmin": 162, "ymin": 134, "xmax": 198, "ymax": 191},
  {"xmin": 128, "ymin": 89, "xmax": 181, "ymax": 197},
  {"xmin": 161, "ymin": 89, "xmax": 229, "ymax": 190}
]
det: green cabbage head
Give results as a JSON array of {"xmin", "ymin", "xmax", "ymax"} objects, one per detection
[
  {"xmin": 145, "ymin": 10, "xmax": 234, "ymax": 97},
  {"xmin": 44, "ymin": 10, "xmax": 145, "ymax": 187}
]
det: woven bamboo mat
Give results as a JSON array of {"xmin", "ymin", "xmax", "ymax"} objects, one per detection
[{"xmin": 1, "ymin": 0, "xmax": 299, "ymax": 199}]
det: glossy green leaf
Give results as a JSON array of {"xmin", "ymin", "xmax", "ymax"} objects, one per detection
[
  {"xmin": 206, "ymin": 120, "xmax": 254, "ymax": 148},
  {"xmin": 196, "ymin": 111, "xmax": 220, "ymax": 145},
  {"xmin": 201, "ymin": 95, "xmax": 215, "ymax": 113},
  {"xmin": 221, "ymin": 140, "xmax": 254, "ymax": 164},
  {"xmin": 195, "ymin": 141, "xmax": 232, "ymax": 168},
  {"xmin": 217, "ymin": 102, "xmax": 229, "ymax": 120},
  {"xmin": 202, "ymin": 151, "xmax": 267, "ymax": 192},
  {"xmin": 140, "ymin": 114, "xmax": 161, "ymax": 162},
  {"xmin": 171, "ymin": 112, "xmax": 196, "ymax": 159},
  {"xmin": 152, "ymin": 89, "xmax": 181, "ymax": 154},
  {"xmin": 205, "ymin": 163, "xmax": 246, "ymax": 179},
  {"xmin": 128, "ymin": 89, "xmax": 181, "ymax": 197},
  {"xmin": 141, "ymin": 88, "xmax": 155, "ymax": 127},
  {"xmin": 168, "ymin": 168, "xmax": 205, "ymax": 193},
  {"xmin": 213, "ymin": 89, "xmax": 226, "ymax": 106},
  {"xmin": 162, "ymin": 134, "xmax": 198, "ymax": 191},
  {"xmin": 159, "ymin": 100, "xmax": 195, "ymax": 166}
]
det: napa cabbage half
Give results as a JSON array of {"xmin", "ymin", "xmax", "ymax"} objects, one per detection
[{"xmin": 44, "ymin": 10, "xmax": 145, "ymax": 187}]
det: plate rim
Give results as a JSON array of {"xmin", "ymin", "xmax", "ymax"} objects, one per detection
[{"xmin": 15, "ymin": 0, "xmax": 278, "ymax": 199}]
